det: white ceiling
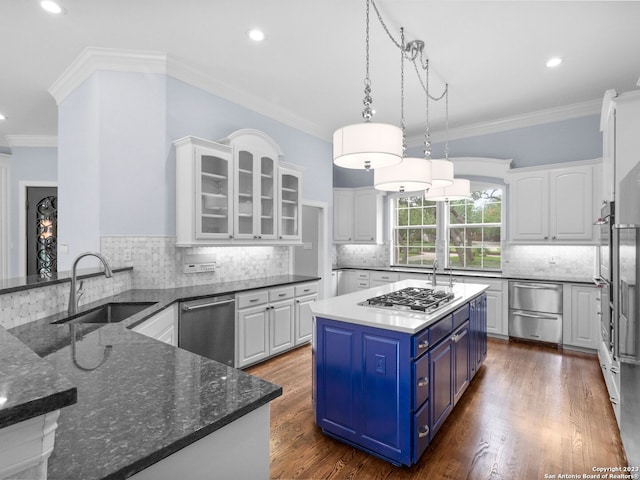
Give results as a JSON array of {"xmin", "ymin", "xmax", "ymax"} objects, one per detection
[{"xmin": 1, "ymin": 0, "xmax": 640, "ymax": 149}]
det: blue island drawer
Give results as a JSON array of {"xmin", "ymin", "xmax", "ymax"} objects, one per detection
[
  {"xmin": 428, "ymin": 315, "xmax": 453, "ymax": 347},
  {"xmin": 413, "ymin": 352, "xmax": 430, "ymax": 410},
  {"xmin": 412, "ymin": 328, "xmax": 430, "ymax": 358},
  {"xmin": 453, "ymin": 304, "xmax": 469, "ymax": 329},
  {"xmin": 413, "ymin": 398, "xmax": 430, "ymax": 462}
]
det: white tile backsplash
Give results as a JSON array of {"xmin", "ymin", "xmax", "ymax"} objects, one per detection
[
  {"xmin": 0, "ymin": 271, "xmax": 131, "ymax": 330},
  {"xmin": 335, "ymin": 244, "xmax": 390, "ymax": 268},
  {"xmin": 502, "ymin": 244, "xmax": 596, "ymax": 279},
  {"xmin": 334, "ymin": 242, "xmax": 596, "ymax": 280},
  {"xmin": 101, "ymin": 236, "xmax": 290, "ymax": 289}
]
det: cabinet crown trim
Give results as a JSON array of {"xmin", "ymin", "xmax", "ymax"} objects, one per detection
[
  {"xmin": 219, "ymin": 129, "xmax": 284, "ymax": 156},
  {"xmin": 504, "ymin": 158, "xmax": 602, "ymax": 183}
]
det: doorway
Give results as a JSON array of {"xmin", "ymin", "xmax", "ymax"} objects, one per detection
[
  {"xmin": 25, "ymin": 186, "xmax": 58, "ymax": 276},
  {"xmin": 293, "ymin": 202, "xmax": 328, "ymax": 299}
]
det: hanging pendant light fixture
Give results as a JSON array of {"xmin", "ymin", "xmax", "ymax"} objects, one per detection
[
  {"xmin": 333, "ymin": 0, "xmax": 403, "ymax": 170},
  {"xmin": 425, "ymin": 83, "xmax": 470, "ymax": 200},
  {"xmin": 374, "ymin": 29, "xmax": 432, "ymax": 193},
  {"xmin": 425, "ymin": 178, "xmax": 471, "ymax": 201}
]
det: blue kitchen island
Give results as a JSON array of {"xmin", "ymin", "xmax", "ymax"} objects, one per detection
[{"xmin": 310, "ymin": 279, "xmax": 488, "ymax": 467}]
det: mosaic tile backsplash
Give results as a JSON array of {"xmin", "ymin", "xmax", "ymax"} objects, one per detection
[
  {"xmin": 0, "ymin": 271, "xmax": 131, "ymax": 330},
  {"xmin": 335, "ymin": 242, "xmax": 596, "ymax": 280},
  {"xmin": 101, "ymin": 236, "xmax": 290, "ymax": 289}
]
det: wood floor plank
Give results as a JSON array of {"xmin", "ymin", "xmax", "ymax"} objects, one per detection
[{"xmin": 246, "ymin": 338, "xmax": 626, "ymax": 479}]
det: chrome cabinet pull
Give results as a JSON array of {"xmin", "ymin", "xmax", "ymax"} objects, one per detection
[
  {"xmin": 417, "ymin": 340, "xmax": 429, "ymax": 350},
  {"xmin": 182, "ymin": 298, "xmax": 235, "ymax": 311},
  {"xmin": 418, "ymin": 426, "xmax": 429, "ymax": 438},
  {"xmin": 417, "ymin": 377, "xmax": 429, "ymax": 387}
]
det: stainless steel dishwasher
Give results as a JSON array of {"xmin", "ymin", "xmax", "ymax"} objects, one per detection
[
  {"xmin": 179, "ymin": 295, "xmax": 236, "ymax": 366},
  {"xmin": 508, "ymin": 281, "xmax": 563, "ymax": 344}
]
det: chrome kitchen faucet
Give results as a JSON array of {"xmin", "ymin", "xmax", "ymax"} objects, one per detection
[{"xmin": 67, "ymin": 252, "xmax": 113, "ymax": 315}]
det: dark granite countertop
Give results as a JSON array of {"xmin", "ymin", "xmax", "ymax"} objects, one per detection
[
  {"xmin": 3, "ymin": 274, "xmax": 320, "ymax": 480},
  {"xmin": 0, "ymin": 327, "xmax": 77, "ymax": 428},
  {"xmin": 0, "ymin": 266, "xmax": 133, "ymax": 295}
]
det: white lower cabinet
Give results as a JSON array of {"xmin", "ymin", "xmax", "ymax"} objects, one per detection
[
  {"xmin": 236, "ymin": 282, "xmax": 318, "ymax": 367},
  {"xmin": 132, "ymin": 305, "xmax": 178, "ymax": 346},
  {"xmin": 564, "ymin": 284, "xmax": 599, "ymax": 350},
  {"xmin": 294, "ymin": 282, "xmax": 319, "ymax": 345}
]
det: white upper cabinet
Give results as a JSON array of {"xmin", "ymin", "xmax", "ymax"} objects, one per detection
[
  {"xmin": 175, "ymin": 136, "xmax": 234, "ymax": 244},
  {"xmin": 508, "ymin": 170, "xmax": 549, "ymax": 241},
  {"xmin": 227, "ymin": 130, "xmax": 280, "ymax": 240},
  {"xmin": 333, "ymin": 189, "xmax": 354, "ymax": 242},
  {"xmin": 278, "ymin": 164, "xmax": 302, "ymax": 241},
  {"xmin": 174, "ymin": 130, "xmax": 302, "ymax": 245},
  {"xmin": 507, "ymin": 160, "xmax": 600, "ymax": 244},
  {"xmin": 602, "ymin": 90, "xmax": 640, "ymax": 206},
  {"xmin": 333, "ymin": 187, "xmax": 384, "ymax": 244}
]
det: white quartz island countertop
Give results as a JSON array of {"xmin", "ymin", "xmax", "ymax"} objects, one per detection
[{"xmin": 311, "ymin": 279, "xmax": 489, "ymax": 335}]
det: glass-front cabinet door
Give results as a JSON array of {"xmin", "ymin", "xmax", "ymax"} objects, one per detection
[
  {"xmin": 259, "ymin": 155, "xmax": 277, "ymax": 239},
  {"xmin": 195, "ymin": 145, "xmax": 234, "ymax": 239},
  {"xmin": 234, "ymin": 149, "xmax": 278, "ymax": 240},
  {"xmin": 278, "ymin": 165, "xmax": 301, "ymax": 240},
  {"xmin": 235, "ymin": 149, "xmax": 255, "ymax": 238}
]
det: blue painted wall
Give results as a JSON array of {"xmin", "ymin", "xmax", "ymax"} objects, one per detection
[{"xmin": 334, "ymin": 114, "xmax": 602, "ymax": 187}]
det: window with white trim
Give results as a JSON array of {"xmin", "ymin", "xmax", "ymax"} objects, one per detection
[{"xmin": 391, "ymin": 184, "xmax": 503, "ymax": 271}]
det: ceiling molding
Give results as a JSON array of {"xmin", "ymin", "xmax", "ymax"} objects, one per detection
[
  {"xmin": 7, "ymin": 135, "xmax": 58, "ymax": 147},
  {"xmin": 46, "ymin": 47, "xmax": 328, "ymax": 141},
  {"xmin": 407, "ymin": 98, "xmax": 601, "ymax": 147},
  {"xmin": 48, "ymin": 47, "xmax": 168, "ymax": 105},
  {"xmin": 450, "ymin": 157, "xmax": 513, "ymax": 179},
  {"xmin": 166, "ymin": 57, "xmax": 327, "ymax": 140}
]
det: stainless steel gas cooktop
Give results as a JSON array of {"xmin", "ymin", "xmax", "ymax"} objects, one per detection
[{"xmin": 360, "ymin": 287, "xmax": 456, "ymax": 314}]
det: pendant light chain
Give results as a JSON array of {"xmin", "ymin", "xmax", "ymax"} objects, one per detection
[
  {"xmin": 362, "ymin": 0, "xmax": 373, "ymax": 122},
  {"xmin": 445, "ymin": 84, "xmax": 450, "ymax": 161},
  {"xmin": 424, "ymin": 59, "xmax": 431, "ymax": 159},
  {"xmin": 400, "ymin": 27, "xmax": 406, "ymax": 156}
]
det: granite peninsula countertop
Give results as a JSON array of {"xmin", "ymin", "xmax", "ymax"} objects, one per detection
[{"xmin": 3, "ymin": 274, "xmax": 320, "ymax": 480}]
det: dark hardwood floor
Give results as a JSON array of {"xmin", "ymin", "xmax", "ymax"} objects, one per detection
[{"xmin": 246, "ymin": 338, "xmax": 626, "ymax": 480}]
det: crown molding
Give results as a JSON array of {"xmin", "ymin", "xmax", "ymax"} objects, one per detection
[
  {"xmin": 7, "ymin": 135, "xmax": 58, "ymax": 147},
  {"xmin": 48, "ymin": 47, "xmax": 168, "ymax": 105},
  {"xmin": 47, "ymin": 47, "xmax": 328, "ymax": 141},
  {"xmin": 450, "ymin": 157, "xmax": 513, "ymax": 179},
  {"xmin": 166, "ymin": 57, "xmax": 327, "ymax": 140},
  {"xmin": 407, "ymin": 98, "xmax": 601, "ymax": 147}
]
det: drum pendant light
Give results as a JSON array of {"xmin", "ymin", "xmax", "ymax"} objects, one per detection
[
  {"xmin": 332, "ymin": 0, "xmax": 403, "ymax": 170},
  {"xmin": 425, "ymin": 178, "xmax": 471, "ymax": 201},
  {"xmin": 374, "ymin": 29, "xmax": 432, "ymax": 193}
]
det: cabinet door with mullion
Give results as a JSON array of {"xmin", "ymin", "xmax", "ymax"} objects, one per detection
[
  {"xmin": 234, "ymin": 148, "xmax": 278, "ymax": 240},
  {"xmin": 278, "ymin": 165, "xmax": 301, "ymax": 241},
  {"xmin": 194, "ymin": 144, "xmax": 234, "ymax": 239}
]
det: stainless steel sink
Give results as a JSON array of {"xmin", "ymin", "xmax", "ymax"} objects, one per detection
[{"xmin": 54, "ymin": 302, "xmax": 155, "ymax": 324}]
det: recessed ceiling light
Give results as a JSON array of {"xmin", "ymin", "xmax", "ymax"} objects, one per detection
[
  {"xmin": 546, "ymin": 57, "xmax": 563, "ymax": 68},
  {"xmin": 248, "ymin": 29, "xmax": 265, "ymax": 42},
  {"xmin": 40, "ymin": 1, "xmax": 66, "ymax": 15},
  {"xmin": 0, "ymin": 113, "xmax": 6, "ymax": 120}
]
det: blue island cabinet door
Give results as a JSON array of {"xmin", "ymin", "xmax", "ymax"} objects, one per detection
[
  {"xmin": 360, "ymin": 332, "xmax": 411, "ymax": 466},
  {"xmin": 315, "ymin": 319, "xmax": 361, "ymax": 444},
  {"xmin": 429, "ymin": 336, "xmax": 454, "ymax": 441},
  {"xmin": 315, "ymin": 318, "xmax": 412, "ymax": 466}
]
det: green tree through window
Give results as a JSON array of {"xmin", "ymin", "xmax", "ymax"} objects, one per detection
[{"xmin": 392, "ymin": 187, "xmax": 502, "ymax": 270}]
